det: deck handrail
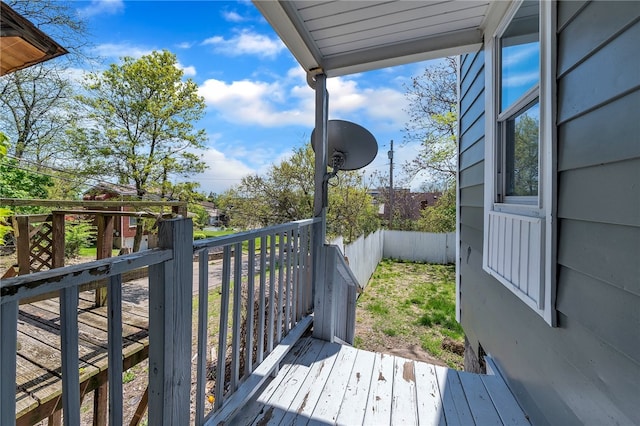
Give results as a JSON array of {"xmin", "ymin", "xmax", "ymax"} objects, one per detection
[
  {"xmin": 0, "ymin": 247, "xmax": 174, "ymax": 426},
  {"xmin": 326, "ymin": 244, "xmax": 358, "ymax": 344},
  {"xmin": 1, "ymin": 217, "xmax": 327, "ymax": 425},
  {"xmin": 193, "ymin": 218, "xmax": 319, "ymax": 424}
]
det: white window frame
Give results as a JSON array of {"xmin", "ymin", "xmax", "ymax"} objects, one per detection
[{"xmin": 483, "ymin": 0, "xmax": 557, "ymax": 326}]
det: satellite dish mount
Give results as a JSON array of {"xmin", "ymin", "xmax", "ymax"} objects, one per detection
[{"xmin": 311, "ymin": 120, "xmax": 378, "ymax": 206}]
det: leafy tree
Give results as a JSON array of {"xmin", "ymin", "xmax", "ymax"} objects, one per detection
[
  {"xmin": 327, "ymin": 172, "xmax": 381, "ymax": 243},
  {"xmin": 0, "ymin": 1, "xmax": 92, "ymax": 164},
  {"xmin": 403, "ymin": 57, "xmax": 458, "ymax": 184},
  {"xmin": 417, "ymin": 186, "xmax": 456, "ymax": 233},
  {"xmin": 221, "ymin": 143, "xmax": 379, "ymax": 242},
  {"xmin": 0, "ymin": 66, "xmax": 77, "ymax": 163},
  {"xmin": 72, "ymin": 50, "xmax": 208, "ymax": 251}
]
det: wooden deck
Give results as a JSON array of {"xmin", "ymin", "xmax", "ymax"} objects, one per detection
[
  {"xmin": 14, "ymin": 292, "xmax": 149, "ymax": 425},
  {"xmin": 231, "ymin": 336, "xmax": 530, "ymax": 426}
]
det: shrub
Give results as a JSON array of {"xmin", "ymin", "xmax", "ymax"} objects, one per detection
[{"xmin": 65, "ymin": 220, "xmax": 96, "ymax": 258}]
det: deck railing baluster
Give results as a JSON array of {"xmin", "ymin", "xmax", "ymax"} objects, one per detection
[
  {"xmin": 268, "ymin": 232, "xmax": 276, "ymax": 353},
  {"xmin": 257, "ymin": 236, "xmax": 267, "ymax": 364},
  {"xmin": 196, "ymin": 248, "xmax": 209, "ymax": 424},
  {"xmin": 291, "ymin": 229, "xmax": 298, "ymax": 324},
  {"xmin": 60, "ymin": 285, "xmax": 81, "ymax": 425},
  {"xmin": 231, "ymin": 242, "xmax": 243, "ymax": 391},
  {"xmin": 107, "ymin": 274, "xmax": 123, "ymax": 426},
  {"xmin": 0, "ymin": 300, "xmax": 18, "ymax": 426},
  {"xmin": 285, "ymin": 229, "xmax": 292, "ymax": 334},
  {"xmin": 215, "ymin": 245, "xmax": 232, "ymax": 410},
  {"xmin": 277, "ymin": 232, "xmax": 285, "ymax": 343},
  {"xmin": 246, "ymin": 239, "xmax": 256, "ymax": 375}
]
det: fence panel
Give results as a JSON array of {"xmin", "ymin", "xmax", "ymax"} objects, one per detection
[{"xmin": 383, "ymin": 231, "xmax": 455, "ymax": 264}]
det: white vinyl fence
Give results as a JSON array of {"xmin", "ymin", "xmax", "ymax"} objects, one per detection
[
  {"xmin": 330, "ymin": 230, "xmax": 454, "ymax": 291},
  {"xmin": 383, "ymin": 231, "xmax": 456, "ymax": 264}
]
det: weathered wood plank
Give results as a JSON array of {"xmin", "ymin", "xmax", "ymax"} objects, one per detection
[
  {"xmin": 435, "ymin": 367, "xmax": 474, "ymax": 426},
  {"xmin": 334, "ymin": 349, "xmax": 376, "ymax": 425},
  {"xmin": 228, "ymin": 337, "xmax": 314, "ymax": 426},
  {"xmin": 15, "ymin": 354, "xmax": 61, "ymax": 415},
  {"xmin": 271, "ymin": 340, "xmax": 342, "ymax": 425},
  {"xmin": 307, "ymin": 343, "xmax": 358, "ymax": 425},
  {"xmin": 414, "ymin": 361, "xmax": 446, "ymax": 426},
  {"xmin": 392, "ymin": 357, "xmax": 418, "ymax": 425},
  {"xmin": 480, "ymin": 366, "xmax": 530, "ymax": 425},
  {"xmin": 363, "ymin": 352, "xmax": 395, "ymax": 424},
  {"xmin": 250, "ymin": 339, "xmax": 328, "ymax": 426},
  {"xmin": 107, "ymin": 274, "xmax": 124, "ymax": 426},
  {"xmin": 458, "ymin": 371, "xmax": 502, "ymax": 425}
]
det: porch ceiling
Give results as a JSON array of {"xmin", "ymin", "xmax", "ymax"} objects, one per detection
[{"xmin": 253, "ymin": 0, "xmax": 495, "ymax": 78}]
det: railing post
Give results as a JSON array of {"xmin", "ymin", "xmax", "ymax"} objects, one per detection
[
  {"xmin": 0, "ymin": 300, "xmax": 18, "ymax": 426},
  {"xmin": 312, "ymin": 73, "xmax": 333, "ymax": 341},
  {"xmin": 148, "ymin": 218, "xmax": 193, "ymax": 425}
]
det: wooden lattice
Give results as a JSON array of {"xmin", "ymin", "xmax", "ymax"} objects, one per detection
[
  {"xmin": 15, "ymin": 214, "xmax": 64, "ymax": 276},
  {"xmin": 28, "ymin": 220, "xmax": 54, "ymax": 272}
]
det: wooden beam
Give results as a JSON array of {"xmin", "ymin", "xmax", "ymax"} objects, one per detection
[
  {"xmin": 15, "ymin": 216, "xmax": 30, "ymax": 275},
  {"xmin": 51, "ymin": 213, "xmax": 65, "ymax": 269},
  {"xmin": 0, "ymin": 198, "xmax": 186, "ymax": 209}
]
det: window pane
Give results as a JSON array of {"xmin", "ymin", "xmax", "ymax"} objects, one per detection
[
  {"xmin": 500, "ymin": 0, "xmax": 539, "ymax": 112},
  {"xmin": 505, "ymin": 102, "xmax": 539, "ymax": 197}
]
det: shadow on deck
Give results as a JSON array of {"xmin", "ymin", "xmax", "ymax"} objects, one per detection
[{"xmin": 230, "ymin": 336, "xmax": 530, "ymax": 426}]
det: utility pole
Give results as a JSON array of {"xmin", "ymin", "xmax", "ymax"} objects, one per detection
[{"xmin": 388, "ymin": 140, "xmax": 394, "ymax": 229}]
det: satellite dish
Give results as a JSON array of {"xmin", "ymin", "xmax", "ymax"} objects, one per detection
[{"xmin": 311, "ymin": 120, "xmax": 378, "ymax": 171}]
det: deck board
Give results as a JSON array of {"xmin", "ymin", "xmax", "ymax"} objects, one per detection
[
  {"xmin": 14, "ymin": 291, "xmax": 149, "ymax": 424},
  {"xmin": 239, "ymin": 337, "xmax": 529, "ymax": 426}
]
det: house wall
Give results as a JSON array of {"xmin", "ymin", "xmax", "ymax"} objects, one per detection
[{"xmin": 458, "ymin": 2, "xmax": 640, "ymax": 424}]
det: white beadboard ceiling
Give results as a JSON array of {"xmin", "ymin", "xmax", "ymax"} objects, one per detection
[{"xmin": 253, "ymin": 0, "xmax": 496, "ymax": 77}]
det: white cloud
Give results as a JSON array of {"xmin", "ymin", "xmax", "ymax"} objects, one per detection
[
  {"xmin": 222, "ymin": 11, "xmax": 245, "ymax": 23},
  {"xmin": 198, "ymin": 78, "xmax": 314, "ymax": 127},
  {"xmin": 176, "ymin": 42, "xmax": 194, "ymax": 49},
  {"xmin": 95, "ymin": 43, "xmax": 152, "ymax": 60},
  {"xmin": 77, "ymin": 0, "xmax": 124, "ymax": 18},
  {"xmin": 503, "ymin": 71, "xmax": 539, "ymax": 88},
  {"xmin": 177, "ymin": 63, "xmax": 196, "ymax": 77},
  {"xmin": 192, "ymin": 147, "xmax": 256, "ymax": 193},
  {"xmin": 197, "ymin": 69, "xmax": 409, "ymax": 132},
  {"xmin": 202, "ymin": 30, "xmax": 285, "ymax": 58}
]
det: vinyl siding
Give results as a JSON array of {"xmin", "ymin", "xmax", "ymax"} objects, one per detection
[{"xmin": 458, "ymin": 1, "xmax": 640, "ymax": 424}]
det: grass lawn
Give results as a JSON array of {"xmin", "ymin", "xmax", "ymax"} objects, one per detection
[
  {"xmin": 77, "ymin": 247, "xmax": 121, "ymax": 258},
  {"xmin": 354, "ymin": 259, "xmax": 465, "ymax": 369}
]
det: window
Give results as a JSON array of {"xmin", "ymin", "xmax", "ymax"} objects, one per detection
[
  {"xmin": 483, "ymin": 0, "xmax": 556, "ymax": 326},
  {"xmin": 498, "ymin": 1, "xmax": 540, "ymax": 205},
  {"xmin": 129, "ymin": 216, "xmax": 137, "ymax": 227}
]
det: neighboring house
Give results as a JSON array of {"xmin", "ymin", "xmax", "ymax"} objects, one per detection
[
  {"xmin": 257, "ymin": 1, "xmax": 639, "ymax": 424},
  {"xmin": 371, "ymin": 188, "xmax": 442, "ymax": 222},
  {"xmin": 82, "ymin": 183, "xmax": 152, "ymax": 251},
  {"xmin": 200, "ymin": 201, "xmax": 223, "ymax": 227}
]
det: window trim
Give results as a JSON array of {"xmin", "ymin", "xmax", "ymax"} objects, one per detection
[{"xmin": 483, "ymin": 0, "xmax": 557, "ymax": 326}]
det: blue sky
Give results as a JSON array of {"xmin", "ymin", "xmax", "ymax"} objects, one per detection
[{"xmin": 72, "ymin": 0, "xmax": 437, "ymax": 195}]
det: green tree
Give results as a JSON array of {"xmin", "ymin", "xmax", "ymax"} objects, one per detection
[
  {"xmin": 222, "ymin": 143, "xmax": 379, "ymax": 242},
  {"xmin": 0, "ymin": 1, "xmax": 91, "ymax": 164},
  {"xmin": 417, "ymin": 186, "xmax": 456, "ymax": 233},
  {"xmin": 404, "ymin": 57, "xmax": 458, "ymax": 184},
  {"xmin": 72, "ymin": 50, "xmax": 208, "ymax": 251}
]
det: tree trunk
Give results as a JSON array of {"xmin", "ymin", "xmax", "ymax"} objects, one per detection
[{"xmin": 132, "ymin": 222, "xmax": 144, "ymax": 252}]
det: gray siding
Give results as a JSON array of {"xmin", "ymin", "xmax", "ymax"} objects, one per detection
[{"xmin": 458, "ymin": 2, "xmax": 640, "ymax": 424}]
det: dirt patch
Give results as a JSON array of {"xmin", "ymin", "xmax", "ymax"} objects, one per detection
[{"xmin": 353, "ymin": 260, "xmax": 464, "ymax": 369}]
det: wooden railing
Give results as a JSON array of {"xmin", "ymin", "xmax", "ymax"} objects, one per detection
[
  {"xmin": 326, "ymin": 244, "xmax": 358, "ymax": 345},
  {"xmin": 0, "ymin": 217, "xmax": 323, "ymax": 425},
  {"xmin": 0, "ymin": 216, "xmax": 364, "ymax": 425},
  {"xmin": 193, "ymin": 218, "xmax": 318, "ymax": 424},
  {"xmin": 0, "ymin": 241, "xmax": 174, "ymax": 426}
]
